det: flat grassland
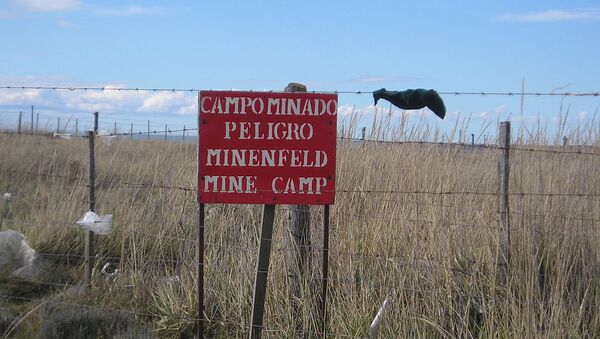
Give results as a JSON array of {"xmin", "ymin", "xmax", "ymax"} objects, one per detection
[{"xmin": 1, "ymin": 117, "xmax": 599, "ymax": 338}]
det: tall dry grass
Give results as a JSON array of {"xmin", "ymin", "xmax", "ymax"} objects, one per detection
[{"xmin": 0, "ymin": 111, "xmax": 599, "ymax": 338}]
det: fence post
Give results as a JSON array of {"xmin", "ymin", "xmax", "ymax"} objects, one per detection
[
  {"xmin": 197, "ymin": 203, "xmax": 205, "ymax": 339},
  {"xmin": 320, "ymin": 205, "xmax": 331, "ymax": 337},
  {"xmin": 361, "ymin": 127, "xmax": 366, "ymax": 141},
  {"xmin": 250, "ymin": 204, "xmax": 276, "ymax": 339},
  {"xmin": 183, "ymin": 125, "xmax": 186, "ymax": 142},
  {"xmin": 85, "ymin": 130, "xmax": 96, "ymax": 287},
  {"xmin": 130, "ymin": 123, "xmax": 133, "ymax": 140},
  {"xmin": 93, "ymin": 112, "xmax": 98, "ymax": 134},
  {"xmin": 497, "ymin": 121, "xmax": 511, "ymax": 270},
  {"xmin": 147, "ymin": 120, "xmax": 150, "ymax": 140},
  {"xmin": 284, "ymin": 82, "xmax": 311, "ymax": 333},
  {"xmin": 17, "ymin": 112, "xmax": 22, "ymax": 134},
  {"xmin": 56, "ymin": 117, "xmax": 60, "ymax": 134},
  {"xmin": 75, "ymin": 119, "xmax": 78, "ymax": 136},
  {"xmin": 471, "ymin": 133, "xmax": 475, "ymax": 146},
  {"xmin": 165, "ymin": 124, "xmax": 168, "ymax": 141},
  {"xmin": 35, "ymin": 113, "xmax": 39, "ymax": 133},
  {"xmin": 30, "ymin": 106, "xmax": 34, "ymax": 134}
]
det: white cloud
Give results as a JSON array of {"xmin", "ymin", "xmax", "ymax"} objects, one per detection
[
  {"xmin": 0, "ymin": 88, "xmax": 43, "ymax": 105},
  {"xmin": 497, "ymin": 7, "xmax": 600, "ymax": 22},
  {"xmin": 337, "ymin": 104, "xmax": 377, "ymax": 117},
  {"xmin": 57, "ymin": 18, "xmax": 78, "ymax": 28},
  {"xmin": 97, "ymin": 5, "xmax": 164, "ymax": 16},
  {"xmin": 0, "ymin": 75, "xmax": 198, "ymax": 115},
  {"xmin": 138, "ymin": 92, "xmax": 195, "ymax": 114},
  {"xmin": 495, "ymin": 104, "xmax": 507, "ymax": 114},
  {"xmin": 11, "ymin": 0, "xmax": 79, "ymax": 12}
]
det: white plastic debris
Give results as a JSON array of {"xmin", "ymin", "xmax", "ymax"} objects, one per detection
[
  {"xmin": 53, "ymin": 132, "xmax": 72, "ymax": 140},
  {"xmin": 100, "ymin": 262, "xmax": 118, "ymax": 276},
  {"xmin": 96, "ymin": 129, "xmax": 116, "ymax": 145},
  {"xmin": 76, "ymin": 211, "xmax": 113, "ymax": 235},
  {"xmin": 2, "ymin": 192, "xmax": 11, "ymax": 201},
  {"xmin": 0, "ymin": 230, "xmax": 42, "ymax": 280},
  {"xmin": 368, "ymin": 298, "xmax": 391, "ymax": 338}
]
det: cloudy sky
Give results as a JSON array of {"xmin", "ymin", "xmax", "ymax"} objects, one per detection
[{"xmin": 0, "ymin": 0, "xmax": 599, "ymax": 138}]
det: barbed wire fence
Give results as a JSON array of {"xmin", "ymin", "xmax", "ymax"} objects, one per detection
[{"xmin": 1, "ymin": 88, "xmax": 600, "ymax": 337}]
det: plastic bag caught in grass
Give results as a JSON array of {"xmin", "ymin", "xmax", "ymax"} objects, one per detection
[
  {"xmin": 0, "ymin": 230, "xmax": 41, "ymax": 280},
  {"xmin": 76, "ymin": 211, "xmax": 112, "ymax": 235}
]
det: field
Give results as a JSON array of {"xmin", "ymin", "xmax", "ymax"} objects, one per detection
[{"xmin": 1, "ymin": 114, "xmax": 600, "ymax": 338}]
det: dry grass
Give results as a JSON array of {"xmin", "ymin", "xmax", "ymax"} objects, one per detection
[{"xmin": 1, "ymin": 112, "xmax": 600, "ymax": 338}]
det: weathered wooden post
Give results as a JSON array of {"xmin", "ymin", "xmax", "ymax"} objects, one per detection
[
  {"xmin": 497, "ymin": 122, "xmax": 511, "ymax": 269},
  {"xmin": 17, "ymin": 112, "xmax": 22, "ymax": 134},
  {"xmin": 197, "ymin": 203, "xmax": 205, "ymax": 339},
  {"xmin": 93, "ymin": 112, "xmax": 98, "ymax": 134},
  {"xmin": 284, "ymin": 82, "xmax": 311, "ymax": 331},
  {"xmin": 147, "ymin": 120, "xmax": 150, "ymax": 140},
  {"xmin": 250, "ymin": 205, "xmax": 276, "ymax": 338},
  {"xmin": 30, "ymin": 106, "xmax": 34, "ymax": 134},
  {"xmin": 85, "ymin": 130, "xmax": 96, "ymax": 287}
]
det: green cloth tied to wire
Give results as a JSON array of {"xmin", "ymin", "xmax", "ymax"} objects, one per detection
[{"xmin": 373, "ymin": 88, "xmax": 446, "ymax": 119}]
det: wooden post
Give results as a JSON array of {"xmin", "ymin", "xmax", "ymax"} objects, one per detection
[
  {"xmin": 284, "ymin": 82, "xmax": 310, "ymax": 331},
  {"xmin": 361, "ymin": 127, "xmax": 366, "ymax": 141},
  {"xmin": 471, "ymin": 133, "xmax": 475, "ymax": 146},
  {"xmin": 198, "ymin": 203, "xmax": 205, "ymax": 339},
  {"xmin": 30, "ymin": 106, "xmax": 34, "ymax": 134},
  {"xmin": 75, "ymin": 119, "xmax": 78, "ymax": 136},
  {"xmin": 130, "ymin": 123, "xmax": 133, "ymax": 140},
  {"xmin": 17, "ymin": 112, "xmax": 22, "ymax": 134},
  {"xmin": 250, "ymin": 204, "xmax": 276, "ymax": 339},
  {"xmin": 93, "ymin": 112, "xmax": 98, "ymax": 134},
  {"xmin": 85, "ymin": 131, "xmax": 96, "ymax": 287},
  {"xmin": 147, "ymin": 120, "xmax": 150, "ymax": 140},
  {"xmin": 35, "ymin": 112, "xmax": 39, "ymax": 132},
  {"xmin": 165, "ymin": 124, "xmax": 168, "ymax": 141},
  {"xmin": 56, "ymin": 117, "xmax": 60, "ymax": 134},
  {"xmin": 320, "ymin": 205, "xmax": 331, "ymax": 337},
  {"xmin": 183, "ymin": 125, "xmax": 186, "ymax": 142},
  {"xmin": 497, "ymin": 122, "xmax": 511, "ymax": 268}
]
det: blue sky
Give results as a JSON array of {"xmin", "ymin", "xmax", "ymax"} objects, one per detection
[{"xmin": 0, "ymin": 0, "xmax": 599, "ymax": 140}]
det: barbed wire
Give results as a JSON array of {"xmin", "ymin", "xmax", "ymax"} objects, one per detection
[
  {"xmin": 2, "ymin": 129, "xmax": 600, "ymax": 158},
  {"xmin": 338, "ymin": 137, "xmax": 600, "ymax": 157},
  {"xmin": 2, "ymin": 168, "xmax": 599, "ymax": 199},
  {"xmin": 1, "ymin": 85, "xmax": 600, "ymax": 97}
]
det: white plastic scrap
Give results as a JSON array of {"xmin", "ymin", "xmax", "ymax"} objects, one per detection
[
  {"xmin": 76, "ymin": 211, "xmax": 113, "ymax": 235},
  {"xmin": 100, "ymin": 262, "xmax": 118, "ymax": 277},
  {"xmin": 53, "ymin": 132, "xmax": 72, "ymax": 140},
  {"xmin": 0, "ymin": 230, "xmax": 42, "ymax": 280},
  {"xmin": 2, "ymin": 192, "xmax": 11, "ymax": 201},
  {"xmin": 368, "ymin": 298, "xmax": 391, "ymax": 338},
  {"xmin": 96, "ymin": 129, "xmax": 116, "ymax": 145}
]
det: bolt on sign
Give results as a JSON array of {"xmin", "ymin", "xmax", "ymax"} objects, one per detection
[{"xmin": 198, "ymin": 91, "xmax": 337, "ymax": 205}]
